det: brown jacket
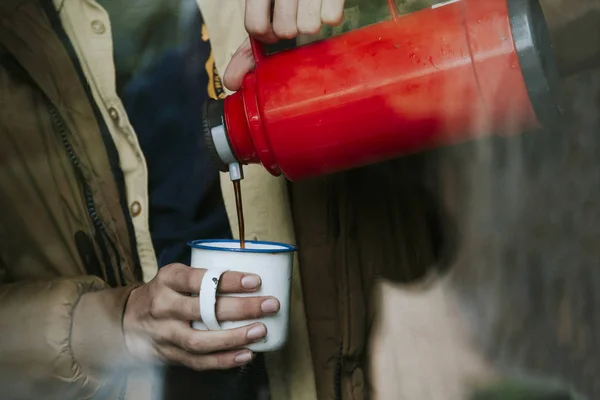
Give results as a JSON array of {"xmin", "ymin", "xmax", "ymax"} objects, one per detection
[{"xmin": 0, "ymin": 1, "xmax": 151, "ymax": 398}]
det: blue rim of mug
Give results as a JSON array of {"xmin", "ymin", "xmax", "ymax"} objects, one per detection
[{"xmin": 187, "ymin": 239, "xmax": 297, "ymax": 254}]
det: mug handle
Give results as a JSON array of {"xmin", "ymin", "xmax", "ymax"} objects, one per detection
[{"xmin": 199, "ymin": 269, "xmax": 229, "ymax": 330}]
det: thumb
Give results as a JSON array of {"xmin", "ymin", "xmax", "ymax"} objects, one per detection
[{"xmin": 223, "ymin": 39, "xmax": 255, "ymax": 92}]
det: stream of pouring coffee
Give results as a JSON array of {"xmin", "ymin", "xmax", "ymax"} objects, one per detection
[{"xmin": 233, "ymin": 180, "xmax": 245, "ymax": 248}]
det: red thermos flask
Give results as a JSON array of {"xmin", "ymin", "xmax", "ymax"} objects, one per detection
[{"xmin": 203, "ymin": 0, "xmax": 561, "ymax": 181}]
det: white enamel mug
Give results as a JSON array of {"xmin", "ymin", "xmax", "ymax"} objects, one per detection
[{"xmin": 188, "ymin": 239, "xmax": 295, "ymax": 352}]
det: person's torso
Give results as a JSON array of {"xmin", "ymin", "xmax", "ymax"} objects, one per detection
[{"xmin": 0, "ymin": 0, "xmax": 142, "ymax": 287}]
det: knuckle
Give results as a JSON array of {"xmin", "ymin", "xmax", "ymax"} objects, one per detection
[
  {"xmin": 159, "ymin": 263, "xmax": 175, "ymax": 275},
  {"xmin": 156, "ymin": 263, "xmax": 177, "ymax": 284},
  {"xmin": 322, "ymin": 16, "xmax": 342, "ymax": 26},
  {"xmin": 149, "ymin": 296, "xmax": 167, "ymax": 319},
  {"xmin": 245, "ymin": 19, "xmax": 270, "ymax": 36},
  {"xmin": 163, "ymin": 263, "xmax": 185, "ymax": 276},
  {"xmin": 321, "ymin": 10, "xmax": 344, "ymax": 26},
  {"xmin": 170, "ymin": 265, "xmax": 184, "ymax": 279},
  {"xmin": 154, "ymin": 270, "xmax": 167, "ymax": 285},
  {"xmin": 273, "ymin": 24, "xmax": 298, "ymax": 39},
  {"xmin": 172, "ymin": 266, "xmax": 190, "ymax": 288},
  {"xmin": 172, "ymin": 263, "xmax": 188, "ymax": 277},
  {"xmin": 185, "ymin": 335, "xmax": 205, "ymax": 353},
  {"xmin": 298, "ymin": 20, "xmax": 321, "ymax": 35}
]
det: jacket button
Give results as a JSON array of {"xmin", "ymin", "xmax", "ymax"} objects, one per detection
[
  {"xmin": 130, "ymin": 201, "xmax": 142, "ymax": 217},
  {"xmin": 91, "ymin": 20, "xmax": 106, "ymax": 34},
  {"xmin": 108, "ymin": 107, "xmax": 120, "ymax": 121}
]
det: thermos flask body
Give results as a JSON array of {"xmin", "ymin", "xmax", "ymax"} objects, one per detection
[{"xmin": 203, "ymin": 0, "xmax": 561, "ymax": 181}]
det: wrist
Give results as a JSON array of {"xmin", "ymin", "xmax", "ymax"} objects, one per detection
[
  {"xmin": 72, "ymin": 285, "xmax": 141, "ymax": 373},
  {"xmin": 122, "ymin": 285, "xmax": 145, "ymax": 361}
]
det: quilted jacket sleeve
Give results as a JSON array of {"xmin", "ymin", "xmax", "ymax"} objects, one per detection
[{"xmin": 0, "ymin": 274, "xmax": 139, "ymax": 399}]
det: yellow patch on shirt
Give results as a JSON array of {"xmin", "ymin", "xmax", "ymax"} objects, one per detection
[{"xmin": 202, "ymin": 23, "xmax": 226, "ymax": 100}]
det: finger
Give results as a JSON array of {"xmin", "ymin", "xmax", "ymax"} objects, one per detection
[
  {"xmin": 273, "ymin": 0, "xmax": 299, "ymax": 39},
  {"xmin": 215, "ymin": 296, "xmax": 280, "ymax": 321},
  {"xmin": 219, "ymin": 271, "xmax": 262, "ymax": 293},
  {"xmin": 160, "ymin": 263, "xmax": 261, "ymax": 294},
  {"xmin": 157, "ymin": 263, "xmax": 201, "ymax": 293},
  {"xmin": 154, "ymin": 291, "xmax": 279, "ymax": 322},
  {"xmin": 245, "ymin": 0, "xmax": 278, "ymax": 43},
  {"xmin": 321, "ymin": 0, "xmax": 345, "ymax": 25},
  {"xmin": 297, "ymin": 0, "xmax": 323, "ymax": 34},
  {"xmin": 172, "ymin": 322, "xmax": 267, "ymax": 354},
  {"xmin": 149, "ymin": 290, "xmax": 197, "ymax": 321},
  {"xmin": 223, "ymin": 39, "xmax": 256, "ymax": 92},
  {"xmin": 158, "ymin": 345, "xmax": 255, "ymax": 371}
]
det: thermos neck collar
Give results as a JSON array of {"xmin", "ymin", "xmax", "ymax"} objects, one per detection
[{"xmin": 202, "ymin": 98, "xmax": 237, "ymax": 173}]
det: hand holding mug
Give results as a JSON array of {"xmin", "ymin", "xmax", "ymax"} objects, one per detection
[
  {"xmin": 189, "ymin": 240, "xmax": 295, "ymax": 353},
  {"xmin": 123, "ymin": 263, "xmax": 280, "ymax": 371}
]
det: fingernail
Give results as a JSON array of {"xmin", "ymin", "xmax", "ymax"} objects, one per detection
[
  {"xmin": 261, "ymin": 298, "xmax": 280, "ymax": 314},
  {"xmin": 247, "ymin": 324, "xmax": 267, "ymax": 341},
  {"xmin": 234, "ymin": 351, "xmax": 253, "ymax": 364},
  {"xmin": 241, "ymin": 274, "xmax": 261, "ymax": 289}
]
